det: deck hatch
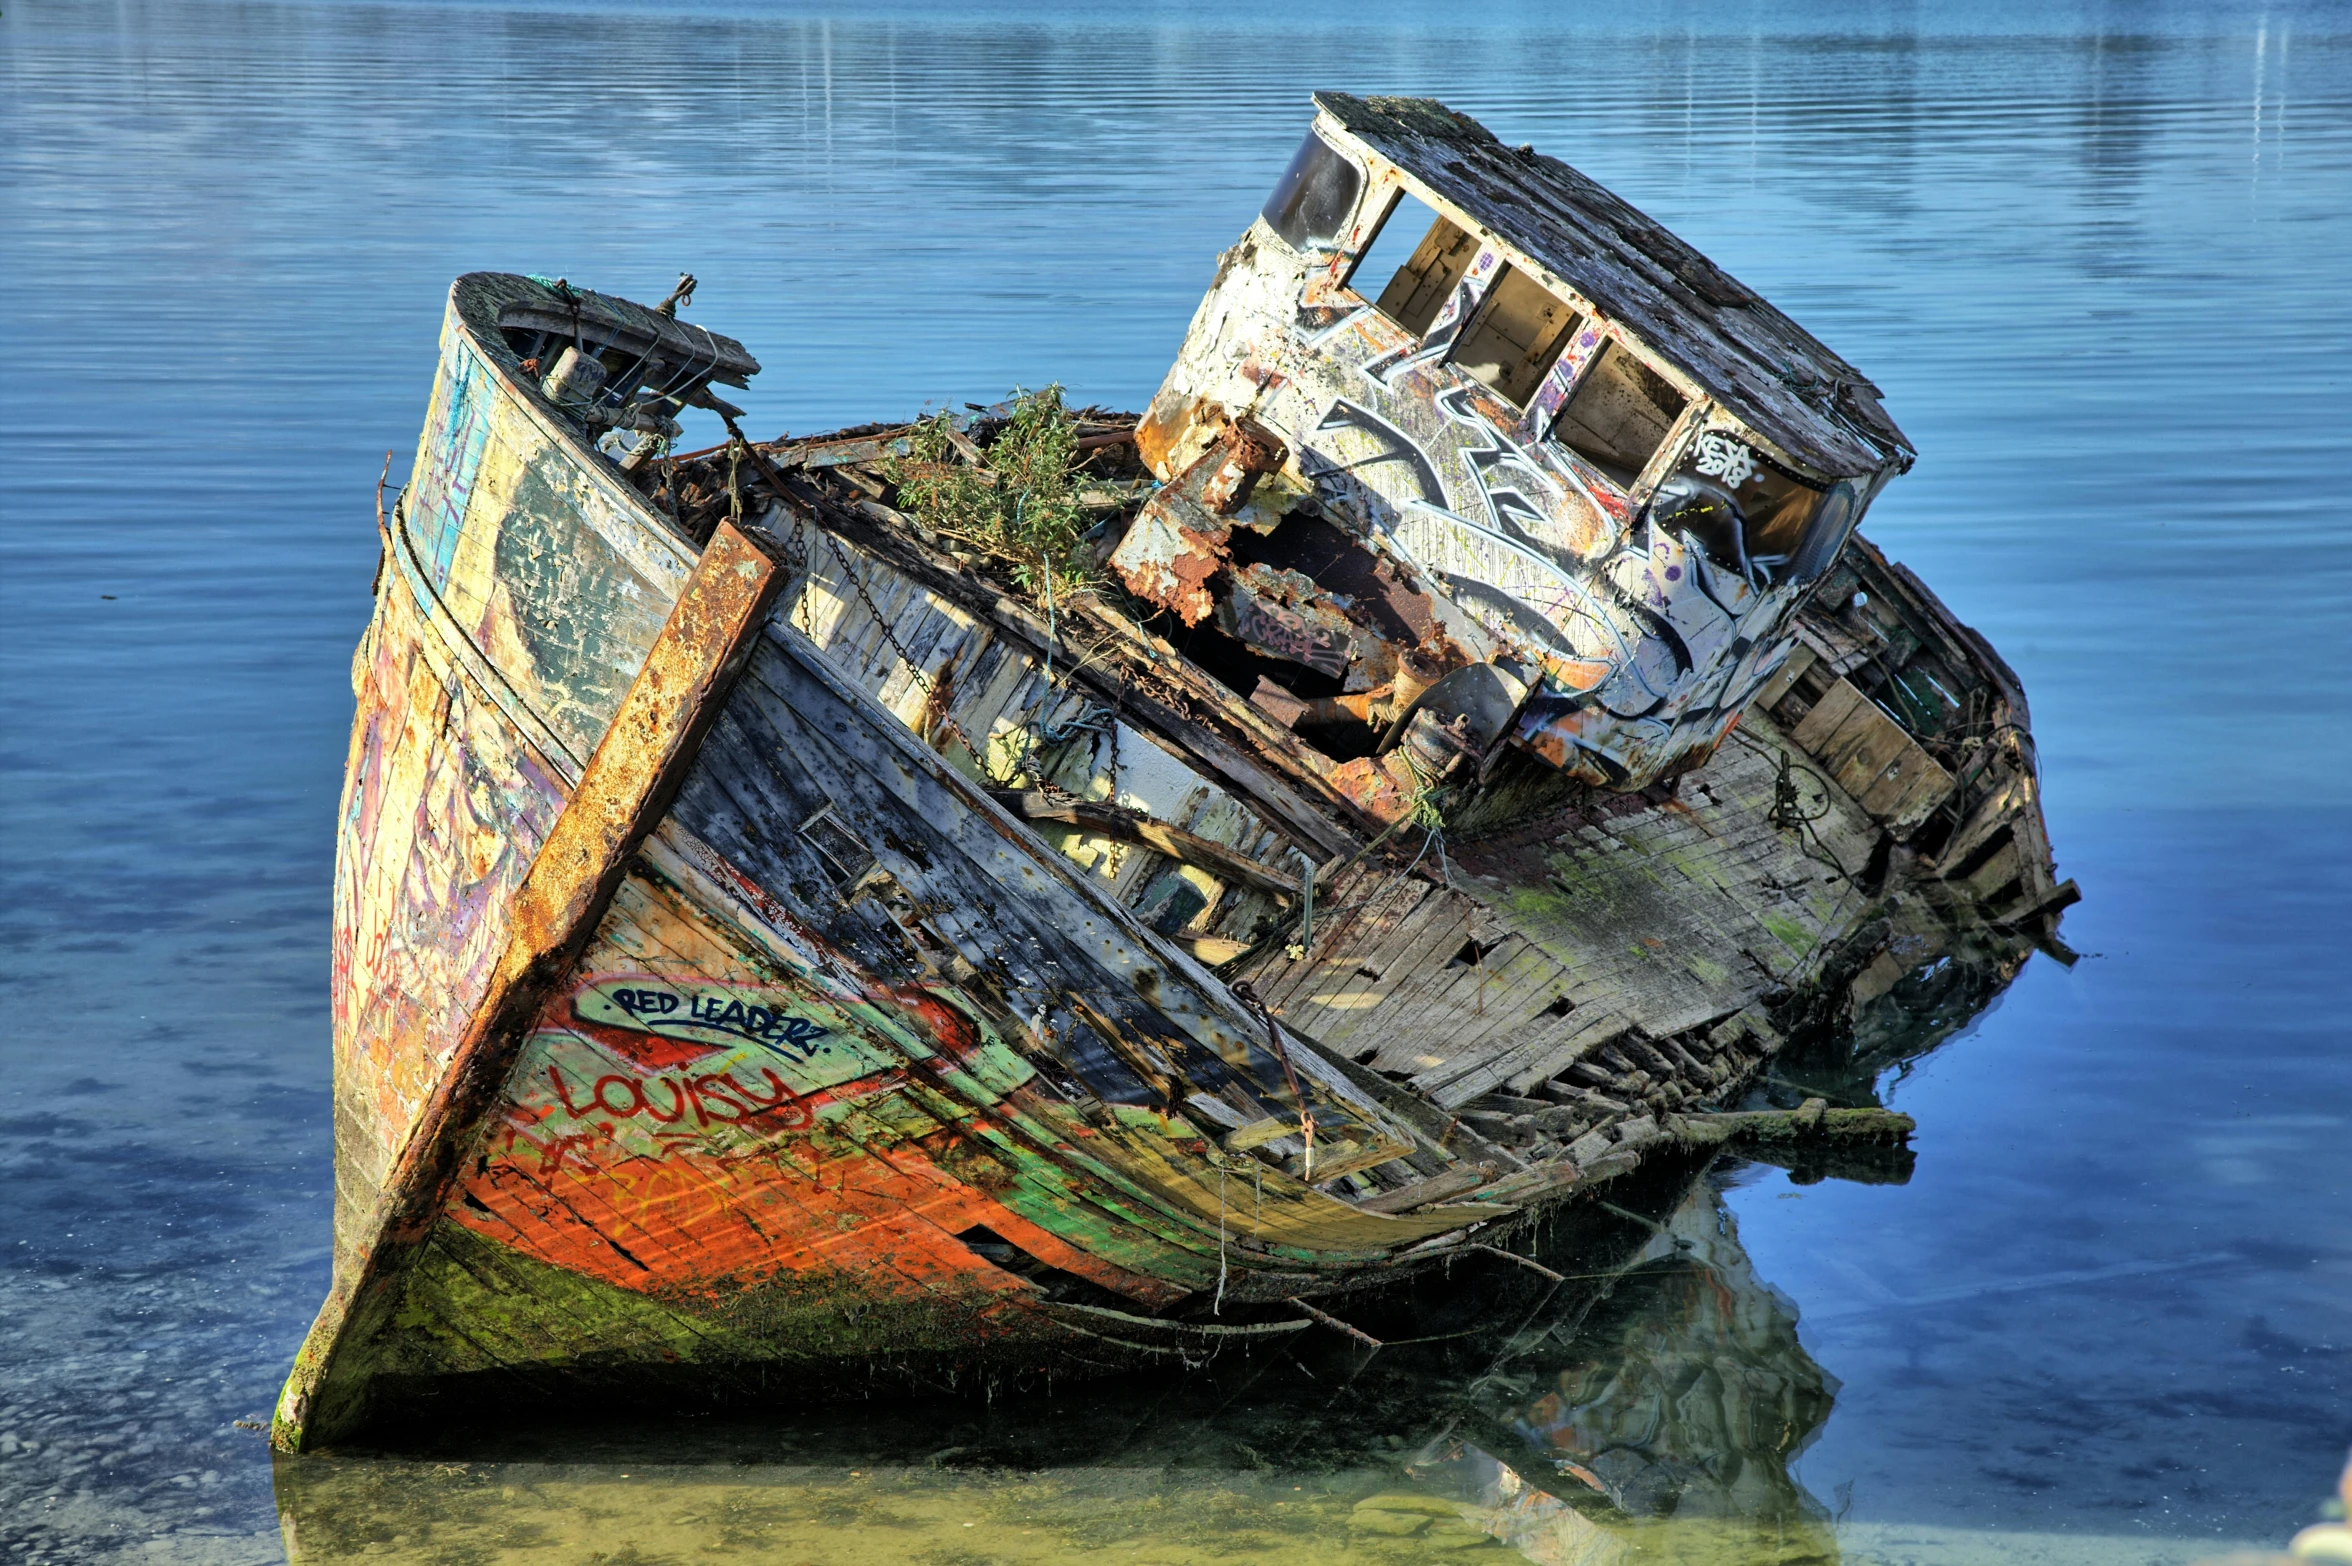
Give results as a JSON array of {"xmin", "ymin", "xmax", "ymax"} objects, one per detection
[{"xmin": 798, "ymin": 804, "xmax": 880, "ymax": 890}]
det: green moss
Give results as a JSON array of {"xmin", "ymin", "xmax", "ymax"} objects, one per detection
[
  {"xmin": 1759, "ymin": 911, "xmax": 1815, "ymax": 957},
  {"xmin": 373, "ymin": 1223, "xmax": 1079, "ymax": 1385}
]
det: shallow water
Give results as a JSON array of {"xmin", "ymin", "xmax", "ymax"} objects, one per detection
[{"xmin": 1, "ymin": 1, "xmax": 2348, "ymax": 1561}]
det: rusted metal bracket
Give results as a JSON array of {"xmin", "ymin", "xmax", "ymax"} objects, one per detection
[{"xmin": 272, "ymin": 521, "xmax": 787, "ymax": 1453}]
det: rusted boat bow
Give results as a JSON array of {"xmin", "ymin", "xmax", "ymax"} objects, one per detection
[{"xmin": 276, "ymin": 94, "xmax": 2068, "ymax": 1449}]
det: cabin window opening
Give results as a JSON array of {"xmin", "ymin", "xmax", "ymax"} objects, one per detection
[
  {"xmin": 1450, "ymin": 266, "xmax": 1582, "ymax": 407},
  {"xmin": 1348, "ymin": 190, "xmax": 1479, "ymax": 337},
  {"xmin": 1650, "ymin": 431, "xmax": 1849, "ymax": 586},
  {"xmin": 1262, "ymin": 133, "xmax": 1365, "ymax": 251},
  {"xmin": 1551, "ymin": 341, "xmax": 1688, "ymax": 488}
]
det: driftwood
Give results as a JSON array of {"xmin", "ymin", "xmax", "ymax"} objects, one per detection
[
  {"xmin": 1668, "ymin": 1101, "xmax": 1915, "ymax": 1148},
  {"xmin": 1671, "ymin": 1100, "xmax": 1918, "ymax": 1185}
]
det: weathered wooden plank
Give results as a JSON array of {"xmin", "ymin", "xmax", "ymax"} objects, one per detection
[
  {"xmin": 989, "ymin": 791, "xmax": 1304, "ymax": 902},
  {"xmin": 274, "ymin": 522, "xmax": 787, "ymax": 1454},
  {"xmin": 678, "ymin": 626, "xmax": 1484, "ymax": 1262},
  {"xmin": 1294, "ymin": 873, "xmax": 1456, "ymax": 1003},
  {"xmin": 764, "ymin": 484, "xmax": 1360, "ymax": 863},
  {"xmin": 1253, "ymin": 866, "xmax": 1426, "ymax": 1013},
  {"xmin": 1935, "ymin": 763, "xmax": 2026, "ymax": 873},
  {"xmin": 1504, "ymin": 1007, "xmax": 1639, "ymax": 1099},
  {"xmin": 1386, "ymin": 928, "xmax": 1577, "ymax": 1068},
  {"xmin": 1790, "ymin": 676, "xmax": 1865, "ymax": 756},
  {"xmin": 1871, "ymin": 740, "xmax": 1957, "ymax": 831},
  {"xmin": 1415, "ymin": 998, "xmax": 1624, "ymax": 1109},
  {"xmin": 1825, "ymin": 700, "xmax": 1914, "ymax": 810},
  {"xmin": 1330, "ymin": 887, "xmax": 1504, "ymax": 1063},
  {"xmin": 1751, "ymin": 641, "xmax": 1818, "ymax": 713}
]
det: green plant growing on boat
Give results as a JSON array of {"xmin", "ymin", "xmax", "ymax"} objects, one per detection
[{"xmin": 888, "ymin": 386, "xmax": 1095, "ymax": 604}]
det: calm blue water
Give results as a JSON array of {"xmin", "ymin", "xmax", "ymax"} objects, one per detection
[{"xmin": 2, "ymin": 3, "xmax": 2347, "ymax": 1561}]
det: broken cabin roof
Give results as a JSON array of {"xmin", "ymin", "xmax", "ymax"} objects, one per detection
[{"xmin": 1312, "ymin": 91, "xmax": 1912, "ymax": 481}]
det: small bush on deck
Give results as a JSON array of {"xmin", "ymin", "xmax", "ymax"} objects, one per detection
[{"xmin": 887, "ymin": 386, "xmax": 1095, "ymax": 605}]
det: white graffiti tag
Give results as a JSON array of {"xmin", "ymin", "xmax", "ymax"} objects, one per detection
[{"xmin": 1693, "ymin": 432, "xmax": 1759, "ymax": 488}]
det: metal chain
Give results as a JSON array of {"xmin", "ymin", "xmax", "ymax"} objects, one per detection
[{"xmin": 808, "ymin": 522, "xmax": 993, "ymax": 774}]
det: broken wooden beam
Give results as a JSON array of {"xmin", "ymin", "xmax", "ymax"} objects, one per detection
[
  {"xmin": 1289, "ymin": 1296, "xmax": 1383, "ymax": 1348},
  {"xmin": 1352, "ymin": 1165, "xmax": 1492, "ymax": 1214},
  {"xmin": 1468, "ymin": 1243, "xmax": 1566, "ymax": 1284},
  {"xmin": 988, "ymin": 790, "xmax": 1306, "ymax": 902},
  {"xmin": 1666, "ymin": 1103, "xmax": 1916, "ymax": 1148}
]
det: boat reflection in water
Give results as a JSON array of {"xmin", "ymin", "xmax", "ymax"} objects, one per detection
[
  {"xmin": 272, "ymin": 1160, "xmax": 1843, "ymax": 1564},
  {"xmin": 269, "ymin": 932, "xmax": 2029, "ymax": 1566},
  {"xmin": 274, "ymin": 792, "xmax": 2034, "ymax": 1565}
]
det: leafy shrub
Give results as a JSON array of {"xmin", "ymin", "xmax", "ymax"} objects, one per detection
[{"xmin": 888, "ymin": 386, "xmax": 1095, "ymax": 605}]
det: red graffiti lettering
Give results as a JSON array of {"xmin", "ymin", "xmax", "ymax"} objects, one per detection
[
  {"xmin": 543, "ymin": 1062, "xmax": 814, "ymax": 1137},
  {"xmin": 724, "ymin": 1068, "xmax": 814, "ymax": 1129},
  {"xmin": 593, "ymin": 1075, "xmax": 646, "ymax": 1117},
  {"xmin": 548, "ymin": 1065, "xmax": 594, "ymax": 1116},
  {"xmin": 681, "ymin": 1074, "xmax": 738, "ymax": 1124}
]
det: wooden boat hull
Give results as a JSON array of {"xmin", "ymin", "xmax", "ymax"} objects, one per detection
[
  {"xmin": 283, "ymin": 285, "xmax": 1517, "ymax": 1449},
  {"xmin": 276, "ymin": 266, "xmax": 2065, "ymax": 1450}
]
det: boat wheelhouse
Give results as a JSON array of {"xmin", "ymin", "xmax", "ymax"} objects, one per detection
[{"xmin": 1125, "ymin": 93, "xmax": 1915, "ymax": 799}]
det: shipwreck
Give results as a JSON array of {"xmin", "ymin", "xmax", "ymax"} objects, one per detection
[{"xmin": 275, "ymin": 93, "xmax": 2072, "ymax": 1450}]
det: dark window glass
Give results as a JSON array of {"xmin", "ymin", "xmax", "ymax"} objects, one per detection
[
  {"xmin": 1649, "ymin": 432, "xmax": 1858, "ymax": 587},
  {"xmin": 1262, "ymin": 133, "xmax": 1364, "ymax": 250}
]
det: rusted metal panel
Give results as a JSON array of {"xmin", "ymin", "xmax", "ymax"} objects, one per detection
[{"xmin": 1107, "ymin": 416, "xmax": 1289, "ymax": 626}]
